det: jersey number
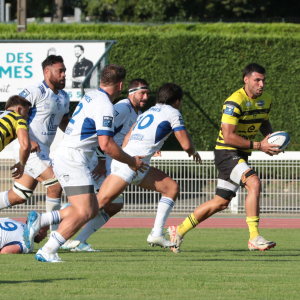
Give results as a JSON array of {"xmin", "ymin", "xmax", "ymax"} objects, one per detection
[
  {"xmin": 70, "ymin": 103, "xmax": 83, "ymax": 124},
  {"xmin": 0, "ymin": 222, "xmax": 18, "ymax": 231},
  {"xmin": 133, "ymin": 114, "xmax": 154, "ymax": 131}
]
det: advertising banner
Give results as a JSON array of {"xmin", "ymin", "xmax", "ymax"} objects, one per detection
[{"xmin": 0, "ymin": 41, "xmax": 105, "ymax": 102}]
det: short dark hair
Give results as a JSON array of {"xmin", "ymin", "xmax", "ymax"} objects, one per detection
[
  {"xmin": 128, "ymin": 78, "xmax": 149, "ymax": 90},
  {"xmin": 5, "ymin": 95, "xmax": 32, "ymax": 110},
  {"xmin": 243, "ymin": 63, "xmax": 266, "ymax": 79},
  {"xmin": 74, "ymin": 44, "xmax": 84, "ymax": 51},
  {"xmin": 100, "ymin": 64, "xmax": 126, "ymax": 86},
  {"xmin": 42, "ymin": 55, "xmax": 64, "ymax": 71},
  {"xmin": 156, "ymin": 83, "xmax": 183, "ymax": 105}
]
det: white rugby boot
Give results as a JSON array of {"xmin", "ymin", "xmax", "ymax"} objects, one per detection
[
  {"xmin": 167, "ymin": 225, "xmax": 183, "ymax": 253},
  {"xmin": 35, "ymin": 248, "xmax": 64, "ymax": 263},
  {"xmin": 70, "ymin": 242, "xmax": 101, "ymax": 252},
  {"xmin": 23, "ymin": 211, "xmax": 41, "ymax": 252},
  {"xmin": 147, "ymin": 233, "xmax": 176, "ymax": 248},
  {"xmin": 248, "ymin": 235, "xmax": 276, "ymax": 251},
  {"xmin": 61, "ymin": 239, "xmax": 81, "ymax": 250}
]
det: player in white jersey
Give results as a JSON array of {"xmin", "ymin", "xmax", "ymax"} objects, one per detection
[
  {"xmin": 65, "ymin": 78, "xmax": 150, "ymax": 251},
  {"xmin": 24, "ymin": 64, "xmax": 148, "ymax": 262},
  {"xmin": 95, "ymin": 83, "xmax": 202, "ymax": 248},
  {"xmin": 0, "ymin": 56, "xmax": 70, "ymax": 234},
  {"xmin": 0, "ymin": 218, "xmax": 48, "ymax": 254}
]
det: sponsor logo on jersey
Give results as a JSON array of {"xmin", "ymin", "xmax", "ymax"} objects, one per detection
[
  {"xmin": 56, "ymin": 98, "xmax": 61, "ymax": 110},
  {"xmin": 65, "ymin": 127, "xmax": 73, "ymax": 135},
  {"xmin": 179, "ymin": 116, "xmax": 184, "ymax": 125},
  {"xmin": 257, "ymin": 100, "xmax": 265, "ymax": 107},
  {"xmin": 19, "ymin": 89, "xmax": 30, "ymax": 98},
  {"xmin": 115, "ymin": 111, "xmax": 119, "ymax": 117},
  {"xmin": 224, "ymin": 105, "xmax": 234, "ymax": 116},
  {"xmin": 129, "ymin": 133, "xmax": 144, "ymax": 141},
  {"xmin": 38, "ymin": 85, "xmax": 46, "ymax": 95},
  {"xmin": 103, "ymin": 116, "xmax": 113, "ymax": 128}
]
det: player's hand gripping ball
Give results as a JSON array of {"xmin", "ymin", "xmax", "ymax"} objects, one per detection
[{"xmin": 268, "ymin": 131, "xmax": 290, "ymax": 151}]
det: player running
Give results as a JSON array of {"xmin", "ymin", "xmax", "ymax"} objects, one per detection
[
  {"xmin": 95, "ymin": 82, "xmax": 201, "ymax": 249},
  {"xmin": 63, "ymin": 78, "xmax": 150, "ymax": 252},
  {"xmin": 24, "ymin": 64, "xmax": 148, "ymax": 263},
  {"xmin": 0, "ymin": 55, "xmax": 70, "ymax": 234},
  {"xmin": 0, "ymin": 218, "xmax": 48, "ymax": 254},
  {"xmin": 168, "ymin": 63, "xmax": 280, "ymax": 253}
]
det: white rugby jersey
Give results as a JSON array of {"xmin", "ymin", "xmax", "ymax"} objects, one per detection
[
  {"xmin": 113, "ymin": 98, "xmax": 141, "ymax": 147},
  {"xmin": 18, "ymin": 80, "xmax": 70, "ymax": 148},
  {"xmin": 59, "ymin": 88, "xmax": 115, "ymax": 154},
  {"xmin": 0, "ymin": 218, "xmax": 29, "ymax": 254},
  {"xmin": 123, "ymin": 104, "xmax": 186, "ymax": 159}
]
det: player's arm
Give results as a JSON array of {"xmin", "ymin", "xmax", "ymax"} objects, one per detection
[
  {"xmin": 222, "ymin": 123, "xmax": 279, "ymax": 155},
  {"xmin": 11, "ymin": 128, "xmax": 31, "ymax": 179},
  {"xmin": 98, "ymin": 135, "xmax": 148, "ymax": 174},
  {"xmin": 259, "ymin": 119, "xmax": 273, "ymax": 137},
  {"xmin": 174, "ymin": 130, "xmax": 201, "ymax": 163},
  {"xmin": 59, "ymin": 116, "xmax": 70, "ymax": 133},
  {"xmin": 0, "ymin": 245, "xmax": 21, "ymax": 254},
  {"xmin": 122, "ymin": 123, "xmax": 135, "ymax": 149}
]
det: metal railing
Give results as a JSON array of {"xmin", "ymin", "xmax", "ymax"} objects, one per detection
[{"xmin": 0, "ymin": 151, "xmax": 299, "ymax": 215}]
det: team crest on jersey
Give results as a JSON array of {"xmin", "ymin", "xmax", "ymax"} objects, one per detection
[
  {"xmin": 19, "ymin": 89, "xmax": 30, "ymax": 98},
  {"xmin": 257, "ymin": 100, "xmax": 265, "ymax": 107},
  {"xmin": 103, "ymin": 116, "xmax": 113, "ymax": 128},
  {"xmin": 246, "ymin": 101, "xmax": 251, "ymax": 108},
  {"xmin": 128, "ymin": 119, "xmax": 134, "ymax": 128},
  {"xmin": 61, "ymin": 174, "xmax": 69, "ymax": 182},
  {"xmin": 65, "ymin": 127, "xmax": 73, "ymax": 135},
  {"xmin": 224, "ymin": 105, "xmax": 234, "ymax": 116},
  {"xmin": 44, "ymin": 101, "xmax": 51, "ymax": 110},
  {"xmin": 56, "ymin": 98, "xmax": 61, "ymax": 110}
]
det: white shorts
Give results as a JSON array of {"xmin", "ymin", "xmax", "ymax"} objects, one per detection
[
  {"xmin": 89, "ymin": 153, "xmax": 112, "ymax": 191},
  {"xmin": 53, "ymin": 146, "xmax": 94, "ymax": 197},
  {"xmin": 110, "ymin": 158, "xmax": 150, "ymax": 186},
  {"xmin": 13, "ymin": 142, "xmax": 51, "ymax": 179}
]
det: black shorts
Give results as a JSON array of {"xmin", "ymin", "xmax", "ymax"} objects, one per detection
[{"xmin": 214, "ymin": 149, "xmax": 249, "ymax": 183}]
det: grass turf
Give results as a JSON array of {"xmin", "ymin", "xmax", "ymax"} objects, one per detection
[{"xmin": 1, "ymin": 228, "xmax": 300, "ymax": 300}]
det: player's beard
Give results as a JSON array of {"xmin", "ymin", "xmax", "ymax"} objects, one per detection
[{"xmin": 49, "ymin": 75, "xmax": 65, "ymax": 90}]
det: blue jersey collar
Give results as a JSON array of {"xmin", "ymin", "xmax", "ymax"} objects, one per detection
[
  {"xmin": 98, "ymin": 87, "xmax": 110, "ymax": 97},
  {"xmin": 43, "ymin": 80, "xmax": 50, "ymax": 88}
]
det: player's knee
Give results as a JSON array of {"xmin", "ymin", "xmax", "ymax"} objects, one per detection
[
  {"xmin": 45, "ymin": 181, "xmax": 62, "ymax": 197},
  {"xmin": 212, "ymin": 196, "xmax": 230, "ymax": 211},
  {"xmin": 11, "ymin": 183, "xmax": 34, "ymax": 204},
  {"xmin": 244, "ymin": 175, "xmax": 260, "ymax": 193},
  {"xmin": 104, "ymin": 203, "xmax": 123, "ymax": 217},
  {"xmin": 166, "ymin": 181, "xmax": 180, "ymax": 199}
]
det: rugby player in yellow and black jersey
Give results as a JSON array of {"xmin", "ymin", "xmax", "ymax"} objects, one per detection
[
  {"xmin": 168, "ymin": 63, "xmax": 280, "ymax": 253},
  {"xmin": 0, "ymin": 95, "xmax": 31, "ymax": 180}
]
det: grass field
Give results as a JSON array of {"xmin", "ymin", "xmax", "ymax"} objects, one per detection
[{"xmin": 2, "ymin": 228, "xmax": 300, "ymax": 300}]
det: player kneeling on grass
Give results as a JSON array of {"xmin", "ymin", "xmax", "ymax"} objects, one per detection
[
  {"xmin": 168, "ymin": 63, "xmax": 281, "ymax": 253},
  {"xmin": 0, "ymin": 218, "xmax": 48, "ymax": 254},
  {"xmin": 96, "ymin": 82, "xmax": 201, "ymax": 248}
]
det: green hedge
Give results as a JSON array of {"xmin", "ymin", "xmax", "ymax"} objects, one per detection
[{"xmin": 1, "ymin": 23, "xmax": 300, "ymax": 150}]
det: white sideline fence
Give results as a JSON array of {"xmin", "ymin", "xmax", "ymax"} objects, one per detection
[{"xmin": 0, "ymin": 145, "xmax": 300, "ymax": 215}]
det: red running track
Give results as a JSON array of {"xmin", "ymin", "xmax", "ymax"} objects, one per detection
[{"xmin": 11, "ymin": 217, "xmax": 300, "ymax": 228}]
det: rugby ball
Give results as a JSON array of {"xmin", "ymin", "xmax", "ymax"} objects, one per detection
[{"xmin": 268, "ymin": 131, "xmax": 290, "ymax": 151}]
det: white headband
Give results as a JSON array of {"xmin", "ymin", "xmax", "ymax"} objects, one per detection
[{"xmin": 128, "ymin": 86, "xmax": 150, "ymax": 95}]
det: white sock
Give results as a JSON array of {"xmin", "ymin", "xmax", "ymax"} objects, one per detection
[
  {"xmin": 0, "ymin": 191, "xmax": 10, "ymax": 210},
  {"xmin": 151, "ymin": 197, "xmax": 175, "ymax": 237},
  {"xmin": 46, "ymin": 196, "xmax": 61, "ymax": 232},
  {"xmin": 42, "ymin": 231, "xmax": 66, "ymax": 254},
  {"xmin": 40, "ymin": 211, "xmax": 61, "ymax": 228},
  {"xmin": 76, "ymin": 210, "xmax": 110, "ymax": 243}
]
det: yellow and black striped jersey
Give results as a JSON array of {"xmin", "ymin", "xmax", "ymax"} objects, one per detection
[
  {"xmin": 215, "ymin": 87, "xmax": 272, "ymax": 154},
  {"xmin": 0, "ymin": 110, "xmax": 29, "ymax": 152}
]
